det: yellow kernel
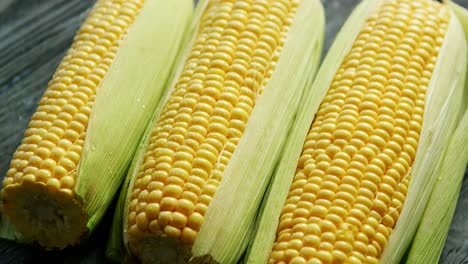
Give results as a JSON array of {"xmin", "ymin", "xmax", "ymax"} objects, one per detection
[
  {"xmin": 332, "ymin": 250, "xmax": 347, "ymax": 262},
  {"xmin": 169, "ymin": 168, "xmax": 189, "ymax": 181},
  {"xmin": 290, "ymin": 256, "xmax": 306, "ymax": 264},
  {"xmin": 41, "ymin": 158, "xmax": 57, "ymax": 171},
  {"xmin": 128, "ymin": 211, "xmax": 137, "ymax": 225},
  {"xmin": 60, "ymin": 176, "xmax": 75, "ymax": 189},
  {"xmin": 35, "ymin": 169, "xmax": 51, "ymax": 183},
  {"xmin": 147, "ymin": 190, "xmax": 163, "ymax": 203},
  {"xmin": 58, "ymin": 157, "xmax": 75, "ymax": 171},
  {"xmin": 303, "ymin": 235, "xmax": 320, "ymax": 247},
  {"xmin": 284, "ymin": 249, "xmax": 299, "ymax": 261},
  {"xmin": 138, "ymin": 190, "xmax": 149, "ymax": 202},
  {"xmin": 270, "ymin": 251, "xmax": 284, "ymax": 261},
  {"xmin": 181, "ymin": 227, "xmax": 197, "ymax": 244},
  {"xmin": 289, "ymin": 238, "xmax": 303, "ymax": 250},
  {"xmin": 135, "ymin": 202, "xmax": 147, "ymax": 213},
  {"xmin": 147, "ymin": 181, "xmax": 164, "ymax": 191},
  {"xmin": 171, "ymin": 212, "xmax": 188, "ymax": 229},
  {"xmin": 164, "ymin": 225, "xmax": 181, "ymax": 239},
  {"xmin": 3, "ymin": 178, "xmax": 14, "ymax": 187},
  {"xmin": 139, "ymin": 175, "xmax": 152, "ymax": 188},
  {"xmin": 35, "ymin": 147, "xmax": 51, "ymax": 159},
  {"xmin": 136, "ymin": 212, "xmax": 149, "ymax": 231},
  {"xmin": 158, "ymin": 211, "xmax": 172, "ymax": 227},
  {"xmin": 188, "ymin": 212, "xmax": 204, "ymax": 230},
  {"xmin": 23, "ymin": 167, "xmax": 39, "ymax": 178},
  {"xmin": 315, "ymin": 250, "xmax": 333, "ymax": 263},
  {"xmin": 53, "ymin": 166, "xmax": 68, "ymax": 178},
  {"xmin": 148, "ymin": 220, "xmax": 161, "ymax": 233},
  {"xmin": 163, "ymin": 184, "xmax": 183, "ymax": 198},
  {"xmin": 59, "ymin": 188, "xmax": 74, "ymax": 197},
  {"xmin": 22, "ymin": 174, "xmax": 36, "ymax": 183},
  {"xmin": 300, "ymin": 246, "xmax": 316, "ymax": 259},
  {"xmin": 195, "ymin": 203, "xmax": 208, "ymax": 214},
  {"xmin": 310, "ymin": 205, "xmax": 327, "ymax": 218},
  {"xmin": 176, "ymin": 198, "xmax": 195, "ymax": 215},
  {"xmin": 160, "ymin": 197, "xmax": 178, "ymax": 211},
  {"xmin": 47, "ymin": 178, "xmax": 61, "ymax": 190},
  {"xmin": 146, "ymin": 203, "xmax": 160, "ymax": 219},
  {"xmin": 128, "ymin": 225, "xmax": 143, "ymax": 240}
]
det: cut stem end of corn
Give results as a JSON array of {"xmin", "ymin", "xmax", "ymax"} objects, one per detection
[
  {"xmin": 1, "ymin": 182, "xmax": 87, "ymax": 248},
  {"xmin": 132, "ymin": 236, "xmax": 216, "ymax": 264}
]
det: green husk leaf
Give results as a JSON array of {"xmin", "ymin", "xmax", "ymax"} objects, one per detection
[
  {"xmin": 381, "ymin": 5, "xmax": 467, "ymax": 264},
  {"xmin": 76, "ymin": 0, "xmax": 192, "ymax": 232},
  {"xmin": 105, "ymin": 196, "xmax": 125, "ymax": 262},
  {"xmin": 405, "ymin": 2, "xmax": 468, "ymax": 263},
  {"xmin": 244, "ymin": 1, "xmax": 382, "ymax": 263},
  {"xmin": 106, "ymin": 115, "xmax": 158, "ymax": 263},
  {"xmin": 191, "ymin": 0, "xmax": 324, "ymax": 263}
]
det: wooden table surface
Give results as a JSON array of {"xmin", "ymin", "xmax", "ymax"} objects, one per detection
[{"xmin": 0, "ymin": 0, "xmax": 467, "ymax": 263}]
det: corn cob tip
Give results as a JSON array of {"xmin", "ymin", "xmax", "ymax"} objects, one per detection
[
  {"xmin": 1, "ymin": 181, "xmax": 87, "ymax": 249},
  {"xmin": 128, "ymin": 236, "xmax": 215, "ymax": 264},
  {"xmin": 126, "ymin": 222, "xmax": 217, "ymax": 263}
]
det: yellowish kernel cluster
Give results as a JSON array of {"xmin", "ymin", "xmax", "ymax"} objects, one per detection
[
  {"xmin": 126, "ymin": 0, "xmax": 300, "ymax": 254},
  {"xmin": 1, "ymin": 0, "xmax": 144, "ymax": 248},
  {"xmin": 269, "ymin": 0, "xmax": 449, "ymax": 264}
]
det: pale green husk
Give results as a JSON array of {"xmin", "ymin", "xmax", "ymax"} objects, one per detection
[
  {"xmin": 405, "ymin": 2, "xmax": 468, "ymax": 263},
  {"xmin": 245, "ymin": 0, "xmax": 382, "ymax": 263},
  {"xmin": 75, "ymin": 0, "xmax": 192, "ymax": 232},
  {"xmin": 381, "ymin": 5, "xmax": 467, "ymax": 264},
  {"xmin": 112, "ymin": 0, "xmax": 324, "ymax": 263},
  {"xmin": 192, "ymin": 1, "xmax": 324, "ymax": 263}
]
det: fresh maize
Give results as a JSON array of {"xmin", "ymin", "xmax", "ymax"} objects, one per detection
[
  {"xmin": 247, "ymin": 0, "xmax": 467, "ymax": 263},
  {"xmin": 111, "ymin": 0, "xmax": 324, "ymax": 263},
  {"xmin": 0, "ymin": 0, "xmax": 192, "ymax": 249}
]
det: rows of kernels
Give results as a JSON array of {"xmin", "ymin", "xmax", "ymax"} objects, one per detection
[
  {"xmin": 3, "ymin": 0, "xmax": 144, "ymax": 193},
  {"xmin": 269, "ymin": 0, "xmax": 449, "ymax": 263},
  {"xmin": 127, "ymin": 0, "xmax": 301, "ymax": 252}
]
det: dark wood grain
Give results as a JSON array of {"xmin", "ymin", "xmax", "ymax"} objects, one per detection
[{"xmin": 0, "ymin": 0, "xmax": 467, "ymax": 263}]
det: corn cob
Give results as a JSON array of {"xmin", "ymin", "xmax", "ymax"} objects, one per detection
[
  {"xmin": 406, "ymin": 2, "xmax": 468, "ymax": 263},
  {"xmin": 0, "ymin": 0, "xmax": 192, "ymax": 249},
  {"xmin": 110, "ymin": 0, "xmax": 325, "ymax": 263},
  {"xmin": 246, "ymin": 0, "xmax": 467, "ymax": 263}
]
